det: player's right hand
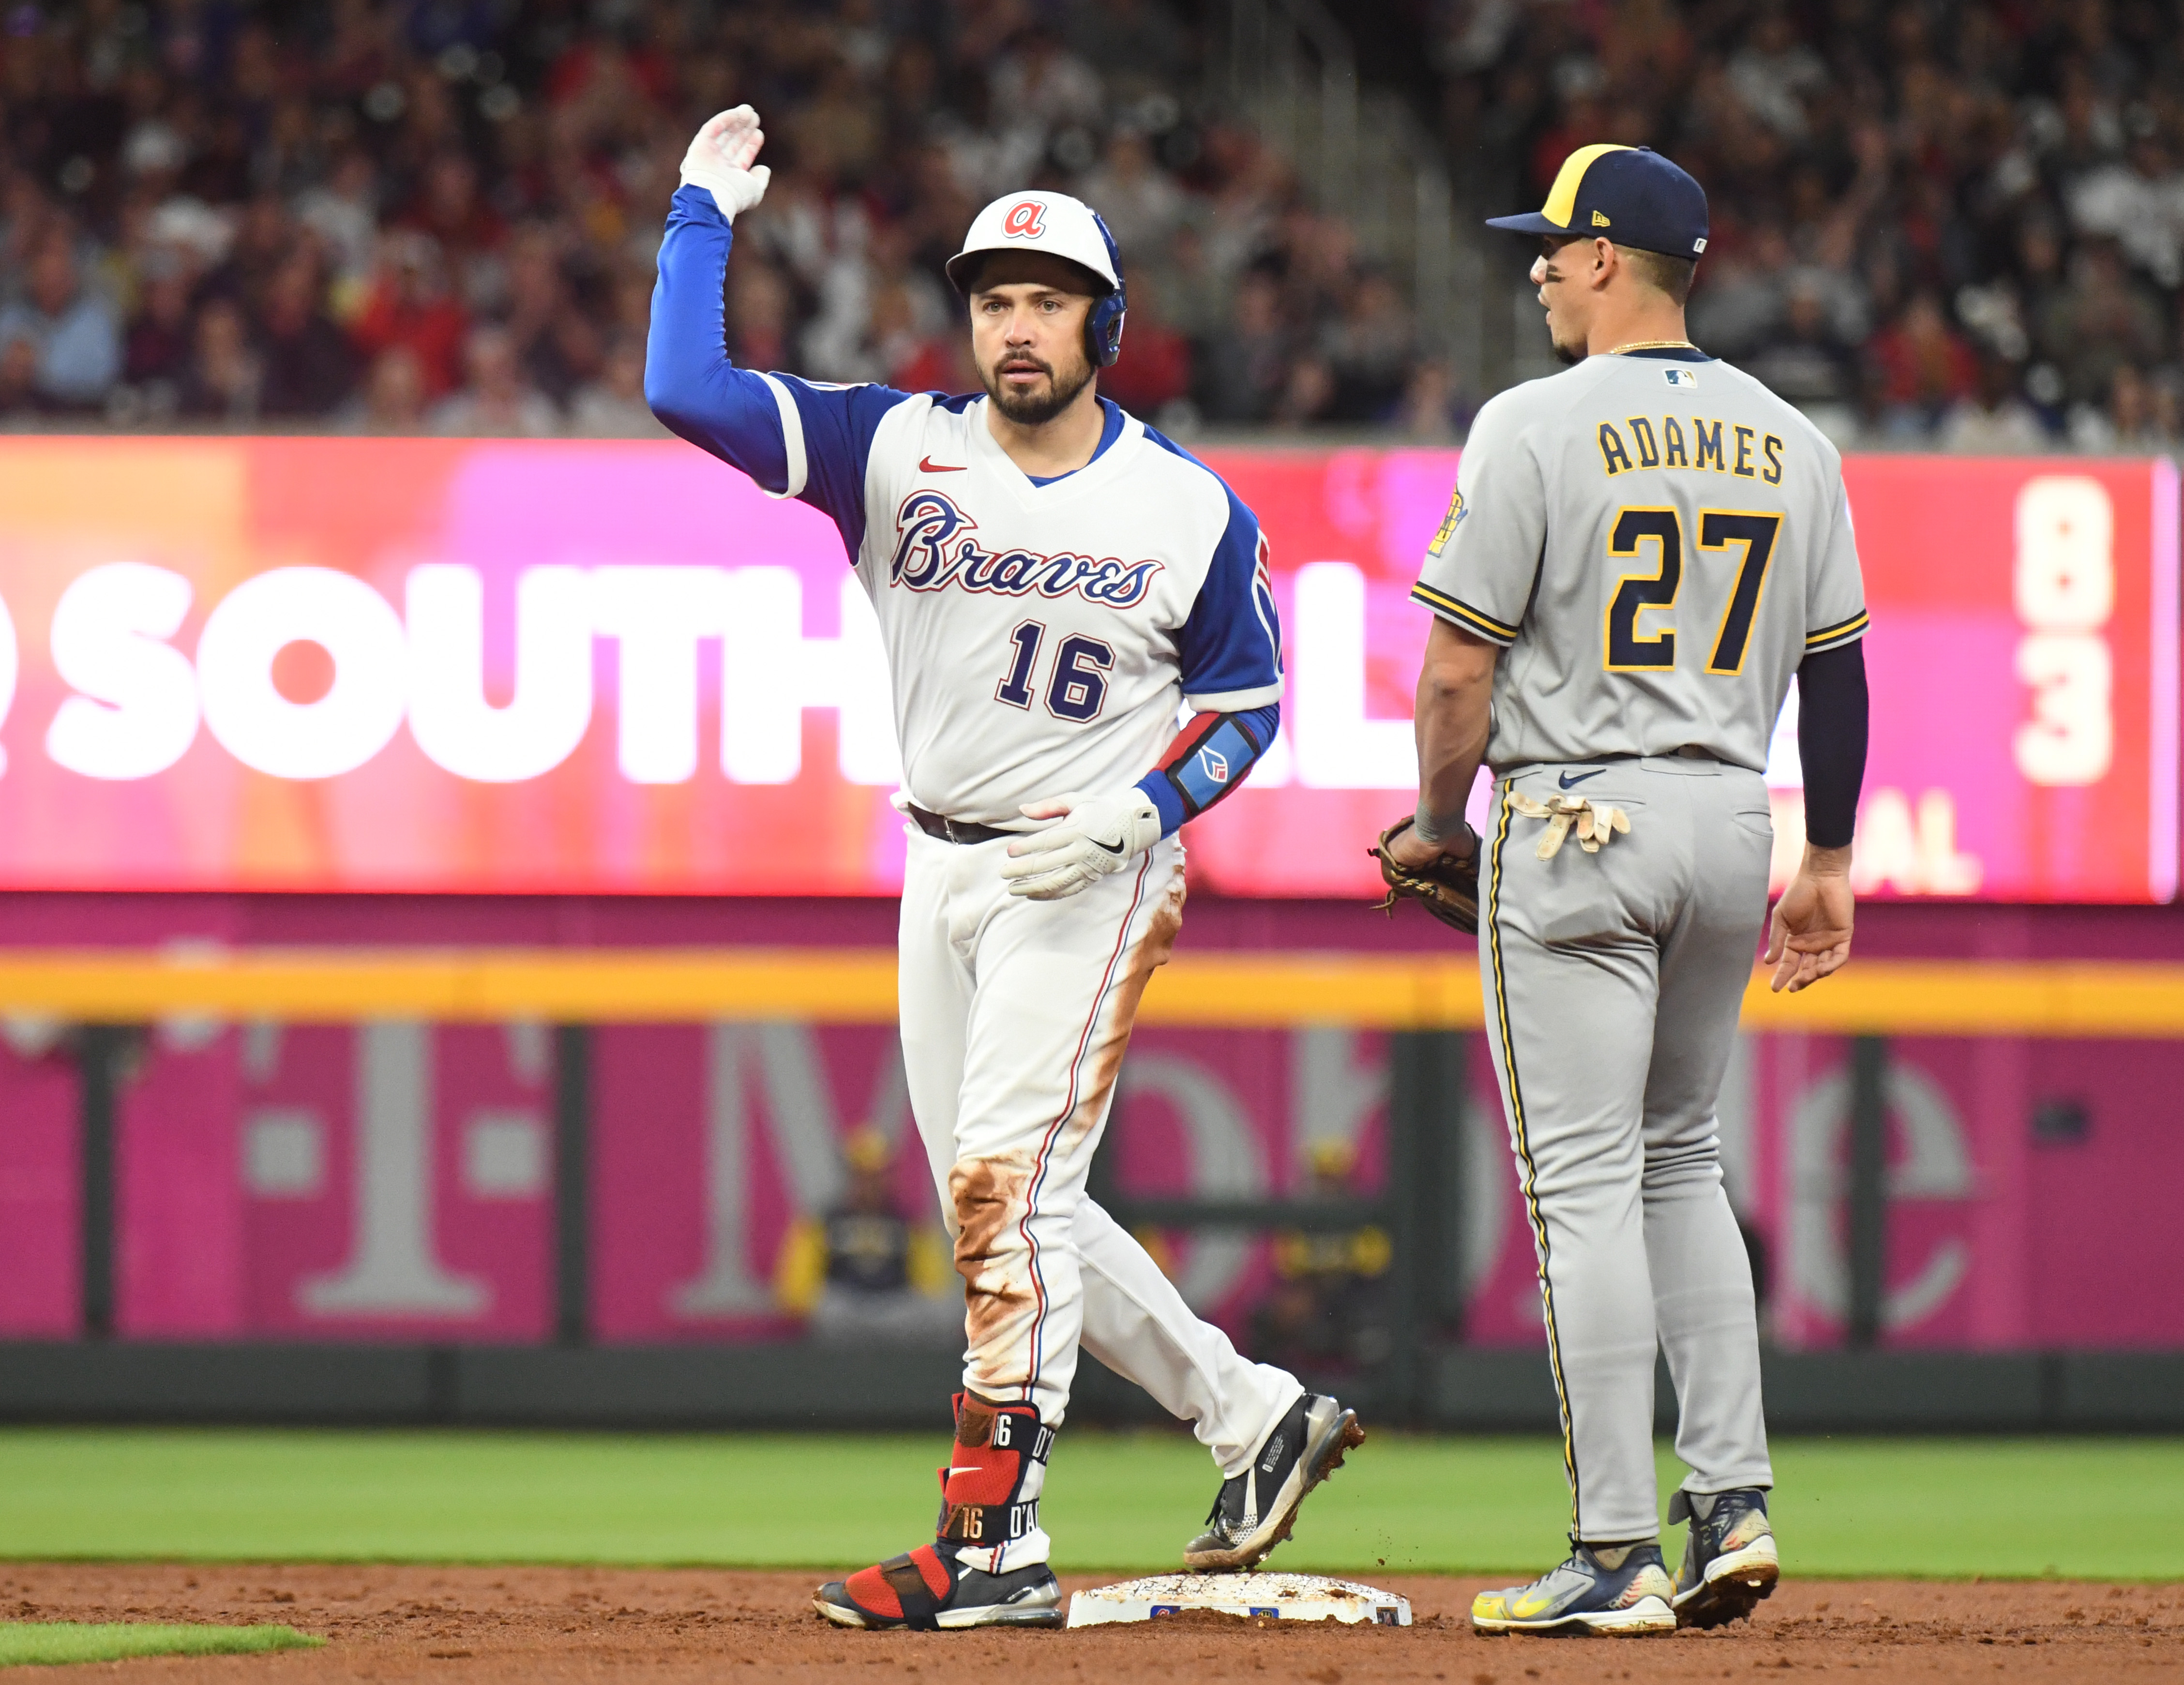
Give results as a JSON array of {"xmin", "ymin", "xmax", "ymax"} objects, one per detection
[
  {"xmin": 680, "ymin": 105, "xmax": 771, "ymax": 222},
  {"xmin": 1765, "ymin": 845, "xmax": 1855, "ymax": 993},
  {"xmin": 1001, "ymin": 788, "xmax": 1162, "ymax": 901}
]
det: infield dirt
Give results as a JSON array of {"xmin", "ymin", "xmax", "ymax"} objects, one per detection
[{"xmin": 0, "ymin": 1563, "xmax": 2175, "ymax": 1681}]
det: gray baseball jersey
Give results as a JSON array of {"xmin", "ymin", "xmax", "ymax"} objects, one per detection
[
  {"xmin": 1412, "ymin": 346, "xmax": 1868, "ymax": 1548},
  {"xmin": 1412, "ymin": 348, "xmax": 1866, "ymax": 772}
]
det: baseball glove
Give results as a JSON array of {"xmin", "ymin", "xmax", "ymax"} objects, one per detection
[{"xmin": 1370, "ymin": 816, "xmax": 1480, "ymax": 935}]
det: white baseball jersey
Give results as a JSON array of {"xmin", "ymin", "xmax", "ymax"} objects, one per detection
[
  {"xmin": 647, "ymin": 188, "xmax": 1284, "ymax": 829},
  {"xmin": 1413, "ymin": 347, "xmax": 1867, "ymax": 772},
  {"xmin": 649, "ymin": 186, "xmax": 1308, "ymax": 1565}
]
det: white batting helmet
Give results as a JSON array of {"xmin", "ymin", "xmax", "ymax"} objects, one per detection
[{"xmin": 944, "ymin": 191, "xmax": 1128, "ymax": 367}]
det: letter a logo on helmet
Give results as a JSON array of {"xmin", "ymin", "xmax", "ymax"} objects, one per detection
[{"xmin": 1002, "ymin": 199, "xmax": 1047, "ymax": 239}]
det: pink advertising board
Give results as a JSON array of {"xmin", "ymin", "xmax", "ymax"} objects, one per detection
[
  {"xmin": 2, "ymin": 1017, "xmax": 2177, "ymax": 1352},
  {"xmin": 0, "ymin": 440, "xmax": 2170, "ymax": 902}
]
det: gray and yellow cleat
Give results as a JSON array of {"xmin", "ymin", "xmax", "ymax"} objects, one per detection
[
  {"xmin": 1471, "ymin": 1542, "xmax": 1678, "ymax": 1636},
  {"xmin": 1670, "ymin": 1488, "xmax": 1779, "ymax": 1629},
  {"xmin": 1183, "ymin": 1392, "xmax": 1366, "ymax": 1571}
]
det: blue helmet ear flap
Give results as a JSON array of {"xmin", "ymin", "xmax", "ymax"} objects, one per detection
[
  {"xmin": 1085, "ymin": 207, "xmax": 1127, "ymax": 369},
  {"xmin": 1087, "ymin": 283, "xmax": 1127, "ymax": 368}
]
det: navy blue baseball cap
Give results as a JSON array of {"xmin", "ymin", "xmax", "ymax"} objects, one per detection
[{"xmin": 1485, "ymin": 145, "xmax": 1709, "ymax": 260}]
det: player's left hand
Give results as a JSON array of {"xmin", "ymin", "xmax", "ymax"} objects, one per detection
[
  {"xmin": 1385, "ymin": 820, "xmax": 1459, "ymax": 871},
  {"xmin": 1765, "ymin": 844, "xmax": 1855, "ymax": 992},
  {"xmin": 1371, "ymin": 814, "xmax": 1480, "ymax": 934},
  {"xmin": 1001, "ymin": 788, "xmax": 1162, "ymax": 901}
]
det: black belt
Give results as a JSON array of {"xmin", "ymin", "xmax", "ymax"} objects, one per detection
[
  {"xmin": 1499, "ymin": 746, "xmax": 1720, "ymax": 775},
  {"xmin": 908, "ymin": 804, "xmax": 1016, "ymax": 845}
]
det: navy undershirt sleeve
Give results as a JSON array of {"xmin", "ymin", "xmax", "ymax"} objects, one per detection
[{"xmin": 1796, "ymin": 639, "xmax": 1868, "ymax": 848}]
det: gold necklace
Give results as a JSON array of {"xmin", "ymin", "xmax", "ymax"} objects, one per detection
[{"xmin": 1609, "ymin": 338, "xmax": 1698, "ymax": 354}]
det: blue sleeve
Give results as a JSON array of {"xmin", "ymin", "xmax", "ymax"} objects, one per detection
[
  {"xmin": 645, "ymin": 184, "xmax": 910, "ymax": 556},
  {"xmin": 1175, "ymin": 486, "xmax": 1285, "ymax": 710},
  {"xmin": 1134, "ymin": 699, "xmax": 1282, "ymax": 837}
]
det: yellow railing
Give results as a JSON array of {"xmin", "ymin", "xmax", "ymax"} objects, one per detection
[{"xmin": 0, "ymin": 948, "xmax": 2178, "ymax": 1035}]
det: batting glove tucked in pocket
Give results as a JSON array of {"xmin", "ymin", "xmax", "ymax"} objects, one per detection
[{"xmin": 1001, "ymin": 788, "xmax": 1162, "ymax": 901}]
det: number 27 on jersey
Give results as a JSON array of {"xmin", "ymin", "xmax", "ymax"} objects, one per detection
[{"xmin": 1604, "ymin": 506, "xmax": 1781, "ymax": 676}]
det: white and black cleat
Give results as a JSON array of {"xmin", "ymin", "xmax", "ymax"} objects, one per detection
[
  {"xmin": 1183, "ymin": 1392, "xmax": 1366, "ymax": 1571},
  {"xmin": 1670, "ymin": 1488, "xmax": 1779, "ymax": 1629}
]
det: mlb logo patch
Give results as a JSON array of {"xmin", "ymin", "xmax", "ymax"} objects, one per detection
[
  {"xmin": 1663, "ymin": 367, "xmax": 1698, "ymax": 388},
  {"xmin": 1198, "ymin": 747, "xmax": 1231, "ymax": 784}
]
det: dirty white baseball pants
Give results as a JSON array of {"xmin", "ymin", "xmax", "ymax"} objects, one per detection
[
  {"xmin": 898, "ymin": 825, "xmax": 1302, "ymax": 1569},
  {"xmin": 1480, "ymin": 756, "xmax": 1776, "ymax": 1545}
]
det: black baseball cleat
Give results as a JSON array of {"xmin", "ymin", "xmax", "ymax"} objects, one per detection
[
  {"xmin": 813, "ymin": 1544, "xmax": 1063, "ymax": 1630},
  {"xmin": 1183, "ymin": 1392, "xmax": 1366, "ymax": 1571},
  {"xmin": 1670, "ymin": 1488, "xmax": 1779, "ymax": 1629}
]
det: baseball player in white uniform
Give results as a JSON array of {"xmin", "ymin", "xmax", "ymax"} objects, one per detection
[
  {"xmin": 647, "ymin": 107, "xmax": 1365, "ymax": 1632},
  {"xmin": 1387, "ymin": 146, "xmax": 1869, "ymax": 1635}
]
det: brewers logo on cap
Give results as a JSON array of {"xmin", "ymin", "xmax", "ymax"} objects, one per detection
[{"xmin": 1484, "ymin": 145, "xmax": 1710, "ymax": 261}]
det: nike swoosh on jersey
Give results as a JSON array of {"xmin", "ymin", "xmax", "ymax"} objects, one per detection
[
  {"xmin": 919, "ymin": 456, "xmax": 966, "ymax": 472},
  {"xmin": 1558, "ymin": 768, "xmax": 1607, "ymax": 789}
]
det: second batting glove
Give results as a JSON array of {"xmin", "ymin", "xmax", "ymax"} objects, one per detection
[
  {"xmin": 680, "ymin": 105, "xmax": 771, "ymax": 221},
  {"xmin": 1001, "ymin": 788, "xmax": 1163, "ymax": 901}
]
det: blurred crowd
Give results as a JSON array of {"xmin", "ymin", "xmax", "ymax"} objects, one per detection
[
  {"xmin": 9, "ymin": 0, "xmax": 2184, "ymax": 451},
  {"xmin": 1433, "ymin": 0, "xmax": 2184, "ymax": 451},
  {"xmin": 0, "ymin": 0, "xmax": 1456, "ymax": 437}
]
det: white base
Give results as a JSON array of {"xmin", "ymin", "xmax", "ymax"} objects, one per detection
[{"xmin": 1066, "ymin": 1573, "xmax": 1411, "ymax": 1628}]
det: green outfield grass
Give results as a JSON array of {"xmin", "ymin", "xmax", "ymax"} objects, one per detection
[
  {"xmin": 0, "ymin": 1624, "xmax": 320, "ymax": 1666},
  {"xmin": 0, "ymin": 1429, "xmax": 2174, "ymax": 1580}
]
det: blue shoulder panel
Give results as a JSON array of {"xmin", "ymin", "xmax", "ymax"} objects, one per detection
[
  {"xmin": 1142, "ymin": 428, "xmax": 1284, "ymax": 705},
  {"xmin": 774, "ymin": 376, "xmax": 915, "ymax": 558}
]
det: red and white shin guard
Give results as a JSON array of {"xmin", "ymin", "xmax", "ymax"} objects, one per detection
[
  {"xmin": 933, "ymin": 1392, "xmax": 1054, "ymax": 1573},
  {"xmin": 817, "ymin": 1395, "xmax": 1060, "ymax": 1630}
]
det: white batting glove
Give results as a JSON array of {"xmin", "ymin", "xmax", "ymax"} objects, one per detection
[
  {"xmin": 1001, "ymin": 788, "xmax": 1163, "ymax": 901},
  {"xmin": 680, "ymin": 105, "xmax": 771, "ymax": 221}
]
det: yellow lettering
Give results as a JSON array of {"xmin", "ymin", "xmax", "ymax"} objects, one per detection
[
  {"xmin": 1597, "ymin": 422, "xmax": 1634, "ymax": 476},
  {"xmin": 1762, "ymin": 434, "xmax": 1784, "ymax": 484},
  {"xmin": 1693, "ymin": 418, "xmax": 1725, "ymax": 472},
  {"xmin": 1732, "ymin": 425, "xmax": 1756, "ymax": 477},
  {"xmin": 1663, "ymin": 418, "xmax": 1688, "ymax": 467},
  {"xmin": 1627, "ymin": 417, "xmax": 1660, "ymax": 468}
]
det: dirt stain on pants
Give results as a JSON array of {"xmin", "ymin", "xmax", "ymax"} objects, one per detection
[{"xmin": 949, "ymin": 1151, "xmax": 1037, "ymax": 1394}]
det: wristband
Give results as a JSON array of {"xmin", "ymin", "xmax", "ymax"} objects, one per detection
[{"xmin": 1414, "ymin": 805, "xmax": 1472, "ymax": 853}]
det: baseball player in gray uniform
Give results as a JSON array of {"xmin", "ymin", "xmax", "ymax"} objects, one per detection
[{"xmin": 1385, "ymin": 145, "xmax": 1869, "ymax": 1635}]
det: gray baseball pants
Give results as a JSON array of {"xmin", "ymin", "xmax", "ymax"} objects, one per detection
[{"xmin": 1479, "ymin": 753, "xmax": 1775, "ymax": 1543}]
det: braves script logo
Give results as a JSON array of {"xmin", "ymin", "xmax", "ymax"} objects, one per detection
[
  {"xmin": 889, "ymin": 491, "xmax": 1163, "ymax": 607},
  {"xmin": 1002, "ymin": 199, "xmax": 1046, "ymax": 239}
]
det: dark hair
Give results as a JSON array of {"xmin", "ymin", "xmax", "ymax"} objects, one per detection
[
  {"xmin": 963, "ymin": 249, "xmax": 1107, "ymax": 299},
  {"xmin": 1621, "ymin": 246, "xmax": 1696, "ymax": 305}
]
